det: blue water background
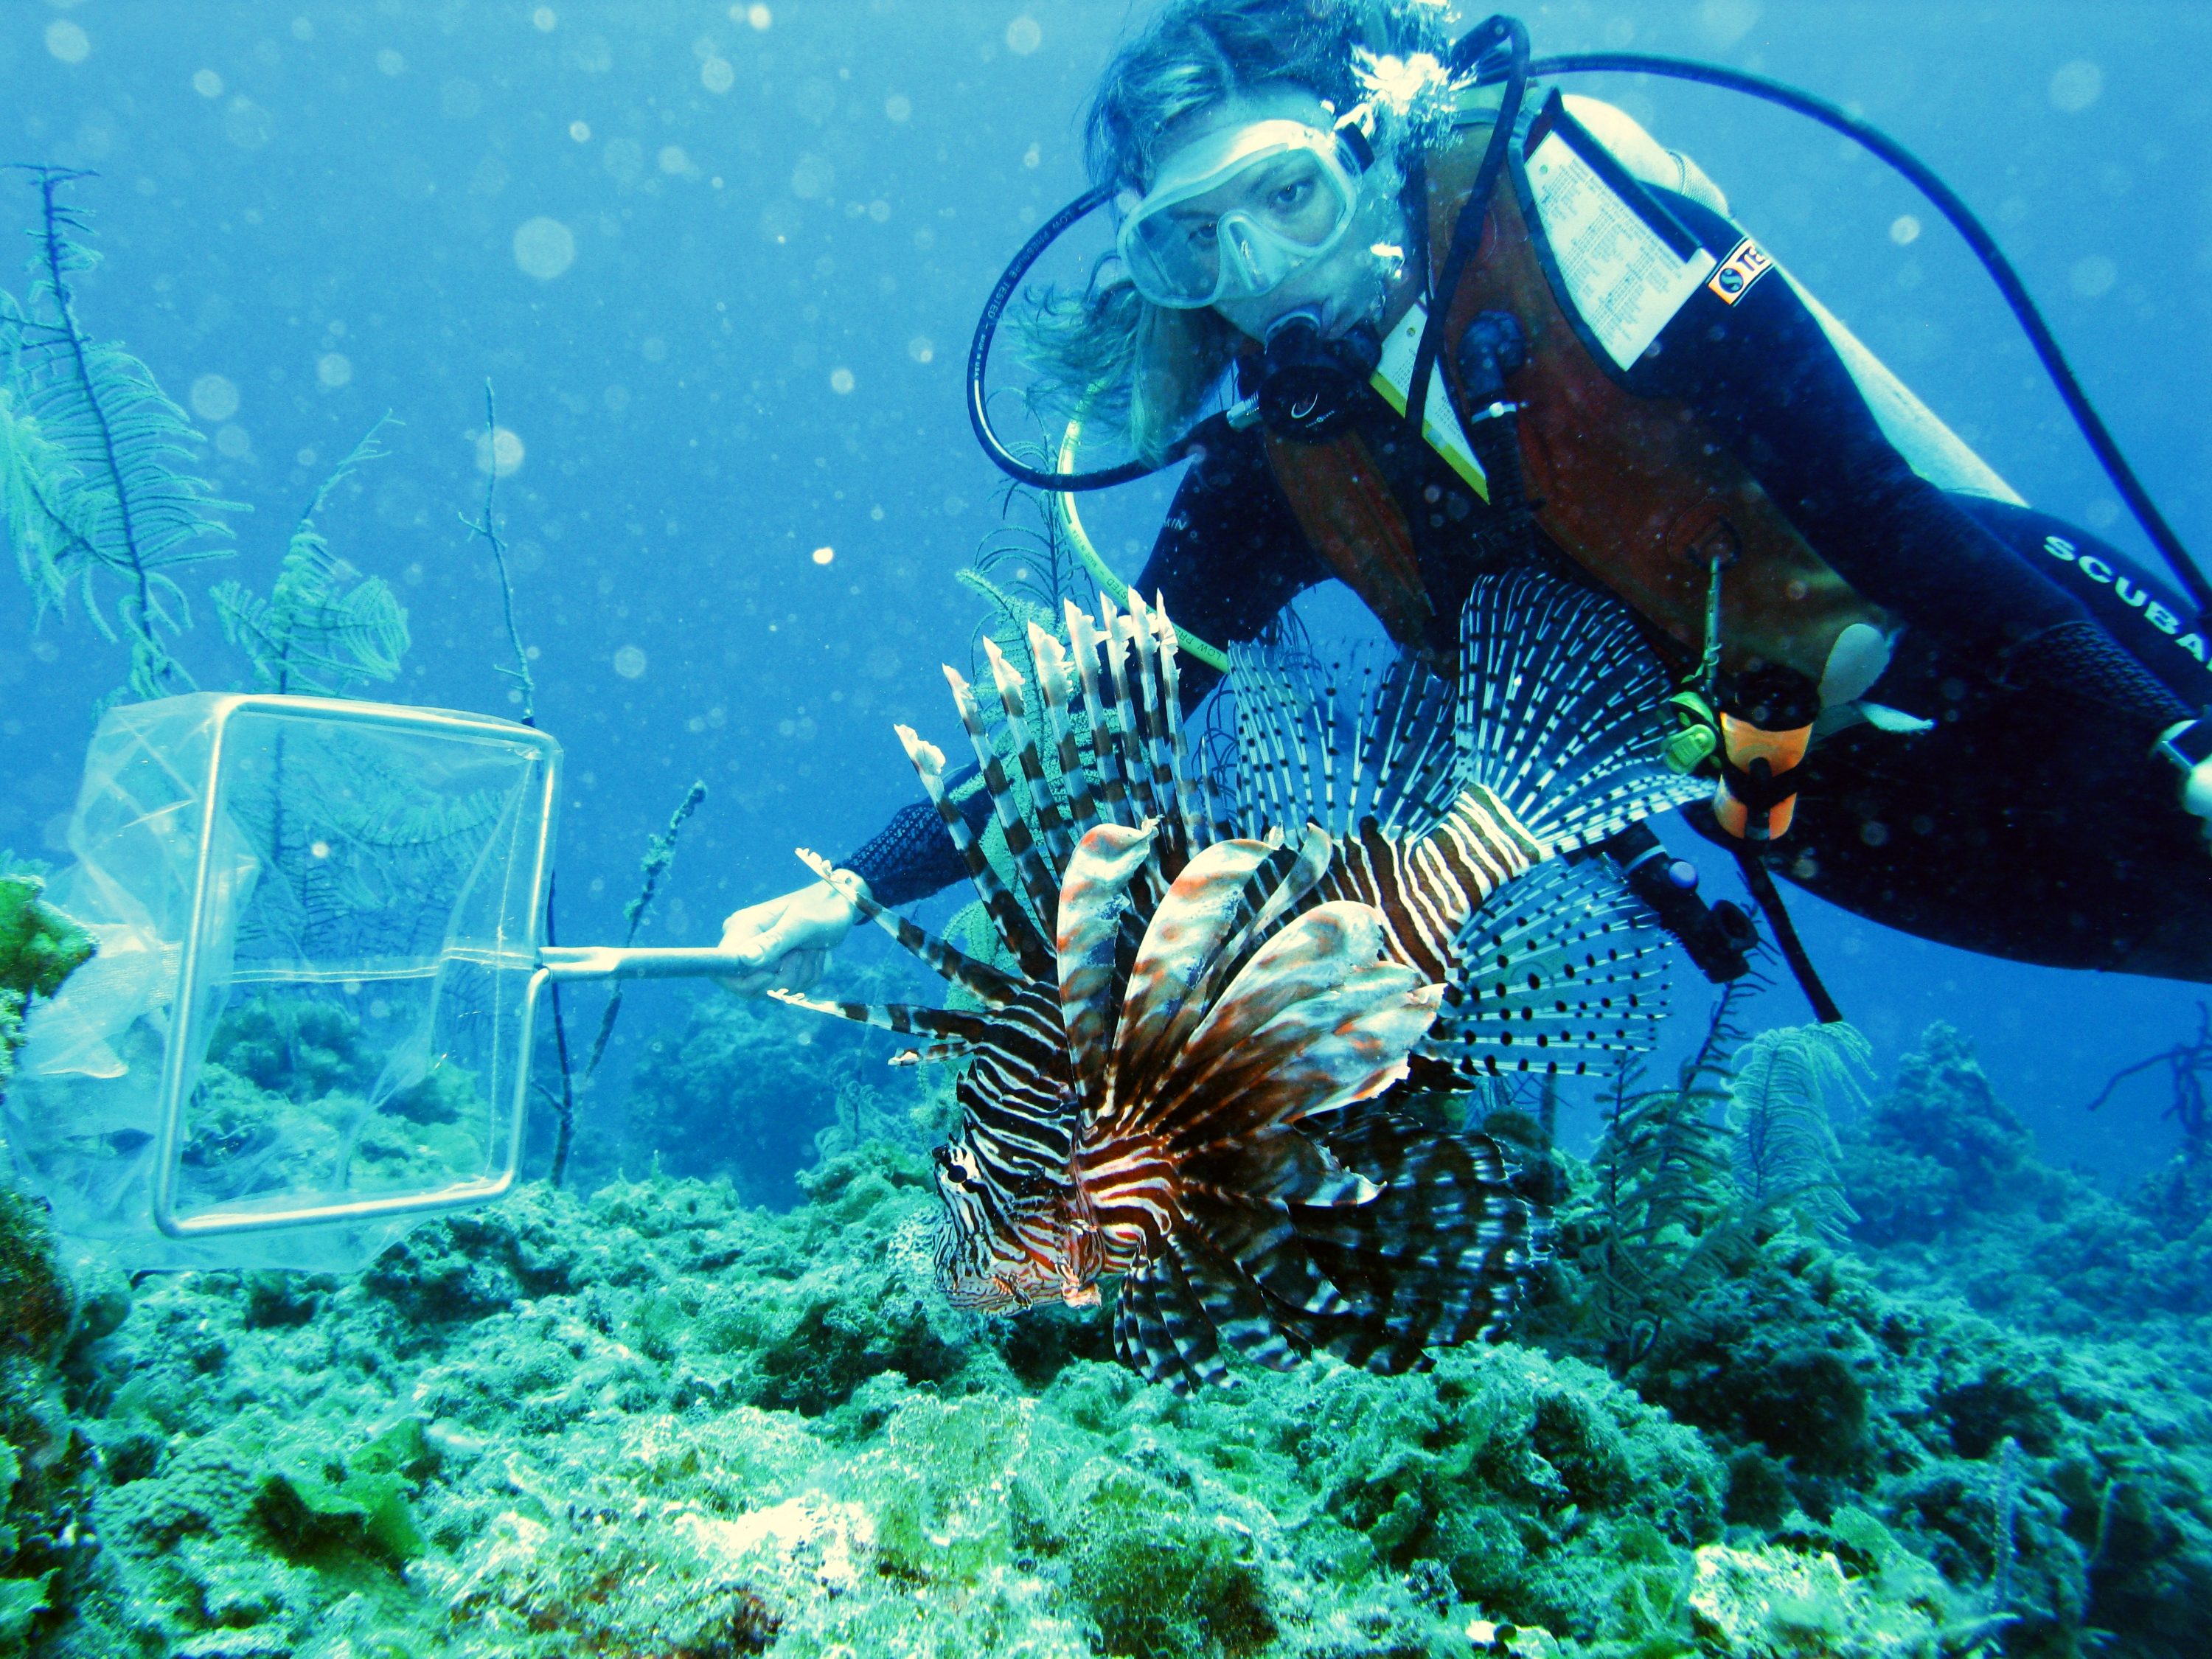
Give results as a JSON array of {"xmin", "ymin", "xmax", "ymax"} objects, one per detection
[{"xmin": 1, "ymin": 1, "xmax": 2205, "ymax": 1189}]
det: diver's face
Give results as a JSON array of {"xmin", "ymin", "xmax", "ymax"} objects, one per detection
[{"xmin": 1150, "ymin": 89, "xmax": 1404, "ymax": 343}]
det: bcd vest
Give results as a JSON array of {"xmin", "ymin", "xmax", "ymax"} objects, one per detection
[{"xmin": 1261, "ymin": 122, "xmax": 1892, "ymax": 691}]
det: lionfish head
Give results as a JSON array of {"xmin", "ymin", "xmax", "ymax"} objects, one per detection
[{"xmin": 928, "ymin": 1133, "xmax": 1102, "ymax": 1312}]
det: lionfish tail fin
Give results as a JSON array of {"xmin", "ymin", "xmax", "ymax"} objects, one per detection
[
  {"xmin": 1422, "ymin": 858, "xmax": 1675, "ymax": 1079},
  {"xmin": 1454, "ymin": 570, "xmax": 1707, "ymax": 852}
]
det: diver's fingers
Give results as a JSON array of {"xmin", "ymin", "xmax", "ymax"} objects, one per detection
[
  {"xmin": 717, "ymin": 963, "xmax": 782, "ymax": 998},
  {"xmin": 719, "ymin": 894, "xmax": 797, "ymax": 962},
  {"xmin": 778, "ymin": 947, "xmax": 829, "ymax": 995},
  {"xmin": 717, "ymin": 946, "xmax": 827, "ymax": 1001}
]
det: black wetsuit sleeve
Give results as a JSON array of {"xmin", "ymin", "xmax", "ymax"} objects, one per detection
[
  {"xmin": 1625, "ymin": 190, "xmax": 2188, "ymax": 733},
  {"xmin": 1128, "ymin": 415, "xmax": 1330, "ymax": 706},
  {"xmin": 840, "ymin": 419, "xmax": 1324, "ymax": 906}
]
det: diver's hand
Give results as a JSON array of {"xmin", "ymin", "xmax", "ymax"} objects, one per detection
[{"xmin": 717, "ymin": 877, "xmax": 863, "ymax": 996}]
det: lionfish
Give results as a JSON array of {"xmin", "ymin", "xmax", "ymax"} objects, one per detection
[{"xmin": 776, "ymin": 569, "xmax": 1707, "ymax": 1388}]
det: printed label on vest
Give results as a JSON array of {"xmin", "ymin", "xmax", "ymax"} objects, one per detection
[
  {"xmin": 1526, "ymin": 128, "xmax": 1717, "ymax": 369},
  {"xmin": 1370, "ymin": 302, "xmax": 1488, "ymax": 499},
  {"xmin": 1707, "ymin": 237, "xmax": 1774, "ymax": 305}
]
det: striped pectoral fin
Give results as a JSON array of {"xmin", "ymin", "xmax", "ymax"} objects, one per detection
[
  {"xmin": 1144, "ymin": 905, "xmax": 1439, "ymax": 1149},
  {"xmin": 1455, "ymin": 570, "xmax": 1711, "ymax": 852},
  {"xmin": 1113, "ymin": 1245, "xmax": 1231, "ymax": 1391},
  {"xmin": 767, "ymin": 988, "xmax": 990, "ymax": 1051},
  {"xmin": 1178, "ymin": 1184, "xmax": 1359, "ymax": 1324},
  {"xmin": 1110, "ymin": 837, "xmax": 1293, "ymax": 1107},
  {"xmin": 1422, "ymin": 858, "xmax": 1675, "ymax": 1079},
  {"xmin": 796, "ymin": 848, "xmax": 1024, "ymax": 1006},
  {"xmin": 1113, "ymin": 1228, "xmax": 1305, "ymax": 1388}
]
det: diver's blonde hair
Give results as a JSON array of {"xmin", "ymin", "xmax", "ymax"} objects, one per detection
[{"xmin": 1019, "ymin": 0, "xmax": 1450, "ymax": 463}]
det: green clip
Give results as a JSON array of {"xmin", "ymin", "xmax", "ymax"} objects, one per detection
[{"xmin": 1663, "ymin": 690, "xmax": 1720, "ymax": 775}]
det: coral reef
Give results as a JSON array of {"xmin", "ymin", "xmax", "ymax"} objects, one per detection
[
  {"xmin": 0, "ymin": 877, "xmax": 96, "ymax": 1658},
  {"xmin": 1529, "ymin": 1020, "xmax": 2212, "ymax": 1658},
  {"xmin": 611, "ymin": 992, "xmax": 915, "ymax": 1206},
  {"xmin": 29, "ymin": 1151, "xmax": 1755, "ymax": 1658},
  {"xmin": 2, "ymin": 1006, "xmax": 2208, "ymax": 1658}
]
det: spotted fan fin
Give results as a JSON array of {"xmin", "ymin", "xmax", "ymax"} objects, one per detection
[
  {"xmin": 982, "ymin": 637, "xmax": 1077, "ymax": 872},
  {"xmin": 766, "ymin": 987, "xmax": 989, "ymax": 1051},
  {"xmin": 1425, "ymin": 858, "xmax": 1674, "ymax": 1078},
  {"xmin": 1227, "ymin": 645, "xmax": 1460, "ymax": 842},
  {"xmin": 944, "ymin": 663, "xmax": 1065, "ymax": 931},
  {"xmin": 1024, "ymin": 622, "xmax": 1103, "ymax": 844},
  {"xmin": 896, "ymin": 722, "xmax": 1056, "ymax": 982},
  {"xmin": 1056, "ymin": 821, "xmax": 1158, "ymax": 1119},
  {"xmin": 1455, "ymin": 570, "xmax": 1708, "ymax": 852},
  {"xmin": 1233, "ymin": 657, "xmax": 1302, "ymax": 835},
  {"xmin": 796, "ymin": 847, "xmax": 1023, "ymax": 1007}
]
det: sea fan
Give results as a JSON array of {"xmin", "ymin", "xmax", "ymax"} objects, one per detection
[
  {"xmin": 1728, "ymin": 1020, "xmax": 1870, "ymax": 1242},
  {"xmin": 1581, "ymin": 981, "xmax": 1749, "ymax": 1369},
  {"xmin": 213, "ymin": 417, "xmax": 408, "ymax": 696},
  {"xmin": 0, "ymin": 166, "xmax": 240, "ymax": 696}
]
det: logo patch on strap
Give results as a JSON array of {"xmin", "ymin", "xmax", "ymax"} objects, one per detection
[{"xmin": 1706, "ymin": 237, "xmax": 1774, "ymax": 306}]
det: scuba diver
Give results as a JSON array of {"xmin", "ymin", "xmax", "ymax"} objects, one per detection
[{"xmin": 720, "ymin": 0, "xmax": 2212, "ymax": 998}]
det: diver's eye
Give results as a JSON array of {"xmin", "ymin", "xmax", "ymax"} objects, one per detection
[{"xmin": 1271, "ymin": 178, "xmax": 1313, "ymax": 212}]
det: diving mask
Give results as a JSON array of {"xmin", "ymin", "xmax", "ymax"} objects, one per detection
[{"xmin": 1116, "ymin": 114, "xmax": 1372, "ymax": 310}]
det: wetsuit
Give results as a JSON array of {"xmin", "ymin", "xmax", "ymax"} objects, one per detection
[{"xmin": 846, "ymin": 192, "xmax": 2212, "ymax": 984}]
